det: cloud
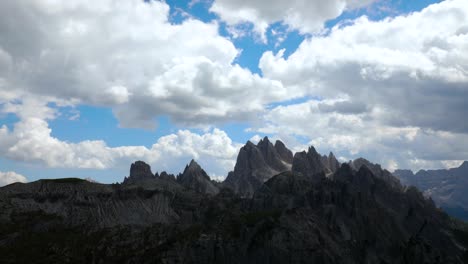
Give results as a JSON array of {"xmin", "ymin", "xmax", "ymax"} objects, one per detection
[
  {"xmin": 318, "ymin": 100, "xmax": 369, "ymax": 115},
  {"xmin": 210, "ymin": 0, "xmax": 377, "ymax": 40},
  {"xmin": 0, "ymin": 171, "xmax": 28, "ymax": 187},
  {"xmin": 1, "ymin": 0, "xmax": 467, "ymax": 175},
  {"xmin": 0, "ymin": 0, "xmax": 290, "ymax": 129},
  {"xmin": 253, "ymin": 98, "xmax": 468, "ymax": 171},
  {"xmin": 259, "ymin": 0, "xmax": 468, "ymax": 134},
  {"xmin": 246, "ymin": 0, "xmax": 468, "ymax": 170},
  {"xmin": 0, "ymin": 99, "xmax": 242, "ymax": 177}
]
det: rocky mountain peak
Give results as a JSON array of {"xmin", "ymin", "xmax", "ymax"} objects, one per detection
[
  {"xmin": 274, "ymin": 140, "xmax": 293, "ymax": 163},
  {"xmin": 223, "ymin": 137, "xmax": 293, "ymax": 197},
  {"xmin": 460, "ymin": 160, "xmax": 468, "ymax": 170},
  {"xmin": 123, "ymin": 161, "xmax": 156, "ymax": 184},
  {"xmin": 350, "ymin": 158, "xmax": 402, "ymax": 190},
  {"xmin": 257, "ymin": 136, "xmax": 271, "ymax": 146},
  {"xmin": 292, "ymin": 146, "xmax": 326, "ymax": 182},
  {"xmin": 321, "ymin": 151, "xmax": 340, "ymax": 175},
  {"xmin": 178, "ymin": 160, "xmax": 219, "ymax": 195},
  {"xmin": 131, "ymin": 161, "xmax": 153, "ymax": 177},
  {"xmin": 159, "ymin": 171, "xmax": 176, "ymax": 181},
  {"xmin": 185, "ymin": 159, "xmax": 203, "ymax": 173}
]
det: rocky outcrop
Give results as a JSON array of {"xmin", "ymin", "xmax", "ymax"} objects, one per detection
[
  {"xmin": 177, "ymin": 160, "xmax": 219, "ymax": 195},
  {"xmin": 393, "ymin": 161, "xmax": 468, "ymax": 221},
  {"xmin": 274, "ymin": 140, "xmax": 293, "ymax": 164},
  {"xmin": 392, "ymin": 169, "xmax": 414, "ymax": 186},
  {"xmin": 320, "ymin": 152, "xmax": 340, "ymax": 175},
  {"xmin": 223, "ymin": 137, "xmax": 293, "ymax": 197},
  {"xmin": 123, "ymin": 161, "xmax": 157, "ymax": 184},
  {"xmin": 350, "ymin": 158, "xmax": 402, "ymax": 190},
  {"xmin": 159, "ymin": 171, "xmax": 176, "ymax": 182},
  {"xmin": 291, "ymin": 146, "xmax": 326, "ymax": 182}
]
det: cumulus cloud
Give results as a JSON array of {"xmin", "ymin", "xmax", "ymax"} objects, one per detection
[
  {"xmin": 1, "ymin": 0, "xmax": 467, "ymax": 175},
  {"xmin": 254, "ymin": 99, "xmax": 468, "ymax": 171},
  {"xmin": 0, "ymin": 99, "xmax": 242, "ymax": 177},
  {"xmin": 210, "ymin": 0, "xmax": 376, "ymax": 40},
  {"xmin": 0, "ymin": 171, "xmax": 28, "ymax": 187},
  {"xmin": 259, "ymin": 0, "xmax": 468, "ymax": 134},
  {"xmin": 245, "ymin": 0, "xmax": 468, "ymax": 170},
  {"xmin": 0, "ymin": 0, "xmax": 289, "ymax": 129}
]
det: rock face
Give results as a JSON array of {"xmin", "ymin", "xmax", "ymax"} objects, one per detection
[
  {"xmin": 223, "ymin": 137, "xmax": 293, "ymax": 197},
  {"xmin": 159, "ymin": 171, "xmax": 176, "ymax": 182},
  {"xmin": 123, "ymin": 161, "xmax": 157, "ymax": 184},
  {"xmin": 292, "ymin": 146, "xmax": 326, "ymax": 182},
  {"xmin": 393, "ymin": 161, "xmax": 468, "ymax": 221},
  {"xmin": 274, "ymin": 140, "xmax": 293, "ymax": 164},
  {"xmin": 177, "ymin": 160, "xmax": 219, "ymax": 195},
  {"xmin": 320, "ymin": 152, "xmax": 340, "ymax": 175},
  {"xmin": 350, "ymin": 158, "xmax": 402, "ymax": 190}
]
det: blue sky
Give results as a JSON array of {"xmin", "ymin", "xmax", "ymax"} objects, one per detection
[{"xmin": 0, "ymin": 0, "xmax": 467, "ymax": 185}]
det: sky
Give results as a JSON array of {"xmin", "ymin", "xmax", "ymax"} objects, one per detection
[{"xmin": 0, "ymin": 0, "xmax": 467, "ymax": 185}]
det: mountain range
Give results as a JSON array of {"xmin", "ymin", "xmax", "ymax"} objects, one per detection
[
  {"xmin": 0, "ymin": 137, "xmax": 467, "ymax": 263},
  {"xmin": 394, "ymin": 161, "xmax": 468, "ymax": 221}
]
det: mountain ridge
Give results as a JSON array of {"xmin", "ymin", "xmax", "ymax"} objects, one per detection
[
  {"xmin": 1, "ymin": 141, "xmax": 467, "ymax": 263},
  {"xmin": 393, "ymin": 160, "xmax": 468, "ymax": 221}
]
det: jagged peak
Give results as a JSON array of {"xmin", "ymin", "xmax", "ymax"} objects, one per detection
[
  {"xmin": 460, "ymin": 160, "xmax": 468, "ymax": 169},
  {"xmin": 338, "ymin": 163, "xmax": 354, "ymax": 174},
  {"xmin": 307, "ymin": 146, "xmax": 320, "ymax": 156},
  {"xmin": 189, "ymin": 159, "xmax": 198, "ymax": 167},
  {"xmin": 257, "ymin": 136, "xmax": 270, "ymax": 145},
  {"xmin": 129, "ymin": 161, "xmax": 153, "ymax": 176},
  {"xmin": 181, "ymin": 159, "xmax": 211, "ymax": 180},
  {"xmin": 243, "ymin": 140, "xmax": 256, "ymax": 149},
  {"xmin": 274, "ymin": 139, "xmax": 285, "ymax": 148},
  {"xmin": 123, "ymin": 160, "xmax": 155, "ymax": 184},
  {"xmin": 184, "ymin": 159, "xmax": 203, "ymax": 173}
]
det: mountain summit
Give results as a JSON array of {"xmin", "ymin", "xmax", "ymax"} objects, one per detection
[
  {"xmin": 223, "ymin": 137, "xmax": 293, "ymax": 197},
  {"xmin": 177, "ymin": 159, "xmax": 219, "ymax": 195},
  {"xmin": 123, "ymin": 160, "xmax": 156, "ymax": 184}
]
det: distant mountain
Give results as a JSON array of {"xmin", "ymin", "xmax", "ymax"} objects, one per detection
[
  {"xmin": 177, "ymin": 159, "xmax": 220, "ymax": 195},
  {"xmin": 321, "ymin": 151, "xmax": 340, "ymax": 175},
  {"xmin": 223, "ymin": 137, "xmax": 293, "ymax": 197},
  {"xmin": 123, "ymin": 160, "xmax": 157, "ymax": 184},
  {"xmin": 1, "ymin": 143, "xmax": 468, "ymax": 263},
  {"xmin": 292, "ymin": 146, "xmax": 327, "ymax": 182},
  {"xmin": 350, "ymin": 158, "xmax": 402, "ymax": 190},
  {"xmin": 394, "ymin": 161, "xmax": 468, "ymax": 221}
]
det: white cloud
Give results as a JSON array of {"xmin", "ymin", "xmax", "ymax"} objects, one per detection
[
  {"xmin": 245, "ymin": 0, "xmax": 468, "ymax": 170},
  {"xmin": 0, "ymin": 0, "xmax": 467, "ymax": 176},
  {"xmin": 0, "ymin": 171, "xmax": 28, "ymax": 187},
  {"xmin": 259, "ymin": 0, "xmax": 468, "ymax": 134},
  {"xmin": 210, "ymin": 0, "xmax": 376, "ymax": 40},
  {"xmin": 0, "ymin": 99, "xmax": 242, "ymax": 177},
  {"xmin": 0, "ymin": 0, "xmax": 289, "ymax": 129},
  {"xmin": 253, "ymin": 98, "xmax": 468, "ymax": 171}
]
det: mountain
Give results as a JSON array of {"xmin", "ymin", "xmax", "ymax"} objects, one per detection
[
  {"xmin": 321, "ymin": 152, "xmax": 340, "ymax": 175},
  {"xmin": 177, "ymin": 159, "xmax": 220, "ymax": 195},
  {"xmin": 1, "ymin": 159, "xmax": 467, "ymax": 263},
  {"xmin": 394, "ymin": 161, "xmax": 468, "ymax": 221},
  {"xmin": 350, "ymin": 158, "xmax": 402, "ymax": 190},
  {"xmin": 223, "ymin": 137, "xmax": 293, "ymax": 197},
  {"xmin": 123, "ymin": 160, "xmax": 157, "ymax": 184},
  {"xmin": 292, "ymin": 146, "xmax": 326, "ymax": 182},
  {"xmin": 1, "ymin": 142, "xmax": 468, "ymax": 263}
]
